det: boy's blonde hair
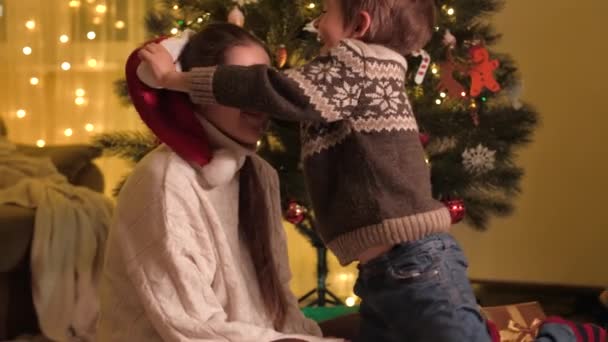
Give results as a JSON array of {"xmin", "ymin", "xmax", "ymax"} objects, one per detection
[{"xmin": 341, "ymin": 0, "xmax": 436, "ymax": 55}]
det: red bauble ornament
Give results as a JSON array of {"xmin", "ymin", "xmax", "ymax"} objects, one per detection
[
  {"xmin": 276, "ymin": 45, "xmax": 287, "ymax": 69},
  {"xmin": 443, "ymin": 199, "xmax": 466, "ymax": 224},
  {"xmin": 419, "ymin": 133, "xmax": 430, "ymax": 147},
  {"xmin": 285, "ymin": 200, "xmax": 306, "ymax": 224}
]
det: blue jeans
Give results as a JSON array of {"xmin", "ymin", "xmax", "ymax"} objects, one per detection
[{"xmin": 353, "ymin": 233, "xmax": 491, "ymax": 342}]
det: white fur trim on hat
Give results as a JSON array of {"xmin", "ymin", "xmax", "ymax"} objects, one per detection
[
  {"xmin": 200, "ymin": 148, "xmax": 245, "ymax": 188},
  {"xmin": 136, "ymin": 29, "xmax": 196, "ymax": 89}
]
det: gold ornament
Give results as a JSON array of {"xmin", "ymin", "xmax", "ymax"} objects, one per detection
[{"xmin": 276, "ymin": 45, "xmax": 287, "ymax": 68}]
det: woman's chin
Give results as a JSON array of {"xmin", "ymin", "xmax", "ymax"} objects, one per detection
[
  {"xmin": 232, "ymin": 131, "xmax": 262, "ymax": 148},
  {"xmin": 239, "ymin": 123, "xmax": 267, "ymax": 145}
]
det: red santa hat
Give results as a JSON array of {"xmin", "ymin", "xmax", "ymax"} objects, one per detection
[{"xmin": 125, "ymin": 30, "xmax": 242, "ymax": 187}]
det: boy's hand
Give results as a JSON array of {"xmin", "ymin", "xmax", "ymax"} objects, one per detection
[{"xmin": 138, "ymin": 42, "xmax": 177, "ymax": 88}]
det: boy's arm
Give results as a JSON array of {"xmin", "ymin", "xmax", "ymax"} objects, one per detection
[
  {"xmin": 140, "ymin": 41, "xmax": 363, "ymax": 123},
  {"xmin": 188, "ymin": 64, "xmax": 332, "ymax": 122}
]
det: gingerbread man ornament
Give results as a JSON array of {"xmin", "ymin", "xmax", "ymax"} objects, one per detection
[{"xmin": 468, "ymin": 45, "xmax": 501, "ymax": 97}]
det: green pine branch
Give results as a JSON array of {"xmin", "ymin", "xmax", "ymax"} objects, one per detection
[
  {"xmin": 114, "ymin": 79, "xmax": 131, "ymax": 107},
  {"xmin": 91, "ymin": 131, "xmax": 158, "ymax": 164}
]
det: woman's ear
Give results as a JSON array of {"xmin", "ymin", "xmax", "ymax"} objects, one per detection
[{"xmin": 352, "ymin": 11, "xmax": 372, "ymax": 39}]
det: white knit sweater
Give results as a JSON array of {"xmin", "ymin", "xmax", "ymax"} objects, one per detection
[{"xmin": 97, "ymin": 120, "xmax": 338, "ymax": 342}]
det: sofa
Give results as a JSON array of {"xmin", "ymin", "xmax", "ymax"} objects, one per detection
[{"xmin": 0, "ymin": 144, "xmax": 104, "ymax": 340}]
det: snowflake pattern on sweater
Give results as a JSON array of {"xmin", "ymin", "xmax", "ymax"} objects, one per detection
[{"xmin": 285, "ymin": 41, "xmax": 418, "ymax": 158}]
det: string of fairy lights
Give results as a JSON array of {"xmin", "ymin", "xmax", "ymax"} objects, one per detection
[
  {"xmin": 10, "ymin": 0, "xmax": 461, "ymax": 144},
  {"xmin": 11, "ymin": 0, "xmax": 128, "ymax": 147}
]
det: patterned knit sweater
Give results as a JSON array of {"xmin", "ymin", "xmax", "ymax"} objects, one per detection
[{"xmin": 188, "ymin": 39, "xmax": 451, "ymax": 265}]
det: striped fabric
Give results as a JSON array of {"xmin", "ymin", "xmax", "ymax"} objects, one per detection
[{"xmin": 541, "ymin": 316, "xmax": 607, "ymax": 342}]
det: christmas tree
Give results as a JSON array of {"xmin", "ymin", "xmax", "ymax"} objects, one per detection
[{"xmin": 94, "ymin": 0, "xmax": 538, "ymax": 306}]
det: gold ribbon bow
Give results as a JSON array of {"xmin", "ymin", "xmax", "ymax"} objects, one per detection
[{"xmin": 499, "ymin": 318, "xmax": 542, "ymax": 342}]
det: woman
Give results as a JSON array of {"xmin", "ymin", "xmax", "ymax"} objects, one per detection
[{"xmin": 97, "ymin": 24, "xmax": 344, "ymax": 342}]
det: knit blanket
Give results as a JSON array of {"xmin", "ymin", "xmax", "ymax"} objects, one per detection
[{"xmin": 0, "ymin": 138, "xmax": 112, "ymax": 341}]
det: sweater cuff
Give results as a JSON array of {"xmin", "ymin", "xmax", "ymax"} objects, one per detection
[{"xmin": 189, "ymin": 67, "xmax": 217, "ymax": 106}]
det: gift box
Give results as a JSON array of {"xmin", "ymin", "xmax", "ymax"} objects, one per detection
[{"xmin": 481, "ymin": 302, "xmax": 546, "ymax": 342}]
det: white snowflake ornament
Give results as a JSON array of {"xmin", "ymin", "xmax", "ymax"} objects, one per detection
[{"xmin": 462, "ymin": 144, "xmax": 496, "ymax": 174}]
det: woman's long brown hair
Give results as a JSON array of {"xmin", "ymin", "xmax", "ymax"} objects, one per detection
[{"xmin": 179, "ymin": 23, "xmax": 288, "ymax": 330}]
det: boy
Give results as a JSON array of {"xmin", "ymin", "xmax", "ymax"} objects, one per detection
[{"xmin": 140, "ymin": 0, "xmax": 491, "ymax": 340}]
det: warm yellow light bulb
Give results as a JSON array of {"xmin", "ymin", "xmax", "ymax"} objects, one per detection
[
  {"xmin": 30, "ymin": 77, "xmax": 40, "ymax": 85},
  {"xmin": 36, "ymin": 139, "xmax": 46, "ymax": 148},
  {"xmin": 75, "ymin": 97, "xmax": 86, "ymax": 106},
  {"xmin": 447, "ymin": 8, "xmax": 455, "ymax": 16},
  {"xmin": 440, "ymin": 92, "xmax": 447, "ymax": 98},
  {"xmin": 307, "ymin": 3, "xmax": 316, "ymax": 9},
  {"xmin": 87, "ymin": 31, "xmax": 96, "ymax": 40},
  {"xmin": 435, "ymin": 99, "xmax": 442, "ymax": 105},
  {"xmin": 431, "ymin": 67, "xmax": 438, "ymax": 74},
  {"xmin": 461, "ymin": 91, "xmax": 467, "ymax": 97},
  {"xmin": 95, "ymin": 4, "xmax": 107, "ymax": 13},
  {"xmin": 64, "ymin": 128, "xmax": 73, "ymax": 137},
  {"xmin": 75, "ymin": 88, "xmax": 86, "ymax": 97},
  {"xmin": 85, "ymin": 123, "xmax": 95, "ymax": 132},
  {"xmin": 25, "ymin": 20, "xmax": 36, "ymax": 30},
  {"xmin": 345, "ymin": 296, "xmax": 357, "ymax": 307},
  {"xmin": 61, "ymin": 62, "xmax": 71, "ymax": 71},
  {"xmin": 173, "ymin": 4, "xmax": 179, "ymax": 10},
  {"xmin": 16, "ymin": 109, "xmax": 27, "ymax": 118},
  {"xmin": 170, "ymin": 28, "xmax": 179, "ymax": 35},
  {"xmin": 87, "ymin": 58, "xmax": 97, "ymax": 67},
  {"xmin": 23, "ymin": 46, "xmax": 32, "ymax": 55},
  {"xmin": 115, "ymin": 20, "xmax": 125, "ymax": 29},
  {"xmin": 197, "ymin": 17, "xmax": 204, "ymax": 23},
  {"xmin": 59, "ymin": 34, "xmax": 69, "ymax": 43},
  {"xmin": 68, "ymin": 0, "xmax": 81, "ymax": 8}
]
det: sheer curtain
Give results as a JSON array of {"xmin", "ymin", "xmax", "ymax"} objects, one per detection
[{"xmin": 0, "ymin": 0, "xmax": 150, "ymax": 196}]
